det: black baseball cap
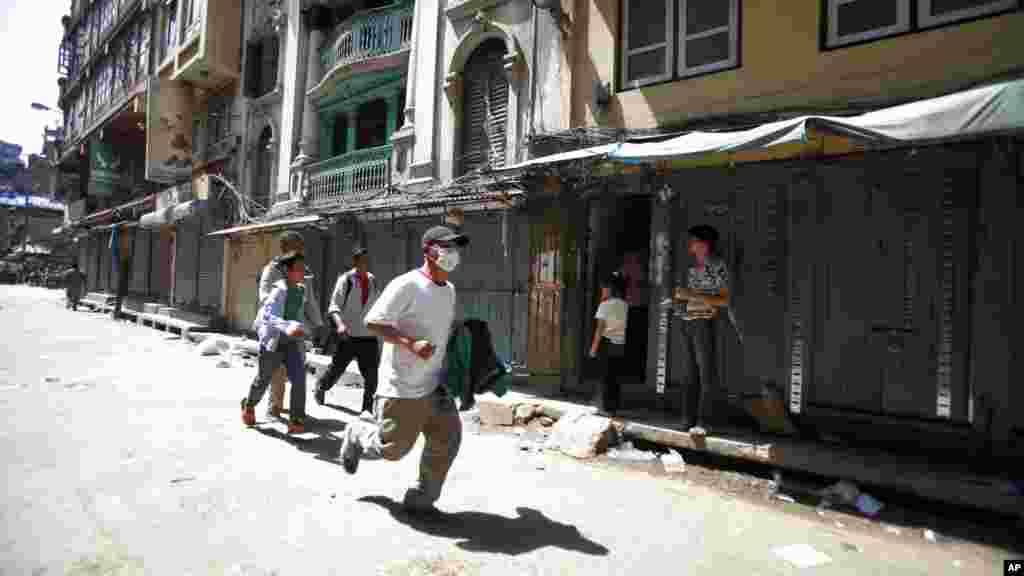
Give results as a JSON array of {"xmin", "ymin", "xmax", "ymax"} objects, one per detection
[
  {"xmin": 687, "ymin": 224, "xmax": 719, "ymax": 244},
  {"xmin": 422, "ymin": 225, "xmax": 469, "ymax": 248},
  {"xmin": 352, "ymin": 246, "xmax": 368, "ymax": 257}
]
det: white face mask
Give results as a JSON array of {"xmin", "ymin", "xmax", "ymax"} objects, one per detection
[{"xmin": 434, "ymin": 247, "xmax": 460, "ymax": 272}]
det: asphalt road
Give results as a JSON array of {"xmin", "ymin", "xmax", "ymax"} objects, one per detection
[{"xmin": 0, "ymin": 286, "xmax": 1013, "ymax": 575}]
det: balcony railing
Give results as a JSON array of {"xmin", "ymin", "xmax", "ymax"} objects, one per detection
[
  {"xmin": 304, "ymin": 145, "xmax": 392, "ymax": 207},
  {"xmin": 320, "ymin": 3, "xmax": 414, "ymax": 75}
]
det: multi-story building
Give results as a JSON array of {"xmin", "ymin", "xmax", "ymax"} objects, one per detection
[
  {"xmin": 55, "ymin": 0, "xmax": 242, "ymax": 317},
  {"xmin": 531, "ymin": 0, "xmax": 1024, "ymax": 459}
]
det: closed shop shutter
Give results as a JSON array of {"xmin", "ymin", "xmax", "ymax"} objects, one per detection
[
  {"xmin": 363, "ymin": 220, "xmax": 408, "ymax": 286},
  {"xmin": 459, "ymin": 38, "xmax": 508, "ymax": 176},
  {"xmin": 174, "ymin": 221, "xmax": 199, "ymax": 307},
  {"xmin": 98, "ymin": 231, "xmax": 112, "ymax": 292},
  {"xmin": 197, "ymin": 211, "xmax": 224, "ymax": 309},
  {"xmin": 228, "ymin": 234, "xmax": 271, "ymax": 332},
  {"xmin": 131, "ymin": 229, "xmax": 151, "ymax": 295},
  {"xmin": 87, "ymin": 236, "xmax": 99, "ymax": 292}
]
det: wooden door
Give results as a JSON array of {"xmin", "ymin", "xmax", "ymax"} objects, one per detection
[{"xmin": 528, "ymin": 204, "xmax": 564, "ymax": 377}]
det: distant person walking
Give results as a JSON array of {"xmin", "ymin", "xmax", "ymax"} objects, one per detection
[
  {"xmin": 338, "ymin": 226, "xmax": 469, "ymax": 514},
  {"xmin": 243, "ymin": 252, "xmax": 312, "ymax": 435},
  {"xmin": 313, "ymin": 245, "xmax": 380, "ymax": 417},
  {"xmin": 589, "ymin": 272, "xmax": 629, "ymax": 417},
  {"xmin": 63, "ymin": 263, "xmax": 86, "ymax": 311}
]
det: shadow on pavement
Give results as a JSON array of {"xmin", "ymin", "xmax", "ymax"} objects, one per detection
[
  {"xmin": 254, "ymin": 416, "xmax": 350, "ymax": 466},
  {"xmin": 358, "ymin": 495, "xmax": 610, "ymax": 556}
]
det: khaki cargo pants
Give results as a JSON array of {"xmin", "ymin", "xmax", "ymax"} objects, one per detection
[
  {"xmin": 351, "ymin": 386, "xmax": 462, "ymax": 506},
  {"xmin": 268, "ymin": 365, "xmax": 287, "ymax": 412}
]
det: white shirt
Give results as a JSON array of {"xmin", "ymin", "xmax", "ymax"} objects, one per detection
[
  {"xmin": 364, "ymin": 269, "xmax": 456, "ymax": 399},
  {"xmin": 595, "ymin": 298, "xmax": 629, "ymax": 345}
]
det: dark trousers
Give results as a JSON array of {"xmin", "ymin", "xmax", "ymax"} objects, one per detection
[
  {"xmin": 246, "ymin": 339, "xmax": 307, "ymax": 422},
  {"xmin": 596, "ymin": 338, "xmax": 626, "ymax": 414},
  {"xmin": 683, "ymin": 319, "xmax": 717, "ymax": 428},
  {"xmin": 316, "ymin": 336, "xmax": 379, "ymax": 413}
]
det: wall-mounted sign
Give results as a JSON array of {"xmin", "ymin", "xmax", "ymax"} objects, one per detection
[{"xmin": 88, "ymin": 138, "xmax": 121, "ymax": 197}]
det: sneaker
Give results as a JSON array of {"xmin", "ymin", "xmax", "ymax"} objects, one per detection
[
  {"xmin": 314, "ymin": 387, "xmax": 326, "ymax": 406},
  {"xmin": 402, "ymin": 488, "xmax": 440, "ymax": 516},
  {"xmin": 339, "ymin": 424, "xmax": 361, "ymax": 474},
  {"xmin": 241, "ymin": 400, "xmax": 256, "ymax": 427},
  {"xmin": 287, "ymin": 420, "xmax": 305, "ymax": 434}
]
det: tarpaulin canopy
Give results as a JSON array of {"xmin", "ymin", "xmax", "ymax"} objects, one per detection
[
  {"xmin": 610, "ymin": 79, "xmax": 1024, "ymax": 162},
  {"xmin": 139, "ymin": 200, "xmax": 204, "ymax": 229},
  {"xmin": 206, "ymin": 215, "xmax": 321, "ymax": 238}
]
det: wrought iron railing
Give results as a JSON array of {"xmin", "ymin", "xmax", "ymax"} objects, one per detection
[
  {"xmin": 303, "ymin": 145, "xmax": 392, "ymax": 207},
  {"xmin": 320, "ymin": 3, "xmax": 414, "ymax": 74}
]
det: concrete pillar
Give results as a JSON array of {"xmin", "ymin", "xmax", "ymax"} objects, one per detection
[
  {"xmin": 276, "ymin": 0, "xmax": 306, "ymax": 199},
  {"xmin": 386, "ymin": 90, "xmax": 401, "ymax": 140},
  {"xmin": 295, "ymin": 17, "xmax": 325, "ymax": 165}
]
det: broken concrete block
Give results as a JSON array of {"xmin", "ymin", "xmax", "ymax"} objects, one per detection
[
  {"xmin": 196, "ymin": 337, "xmax": 229, "ymax": 356},
  {"xmin": 548, "ymin": 411, "xmax": 613, "ymax": 459},
  {"xmin": 478, "ymin": 400, "xmax": 516, "ymax": 426},
  {"xmin": 514, "ymin": 404, "xmax": 537, "ymax": 424},
  {"xmin": 538, "ymin": 416, "xmax": 555, "ymax": 427}
]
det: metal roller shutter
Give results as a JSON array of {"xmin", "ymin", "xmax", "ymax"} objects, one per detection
[
  {"xmin": 87, "ymin": 236, "xmax": 99, "ymax": 292},
  {"xmin": 131, "ymin": 229, "xmax": 151, "ymax": 295},
  {"xmin": 98, "ymin": 231, "xmax": 112, "ymax": 293},
  {"xmin": 174, "ymin": 221, "xmax": 199, "ymax": 307},
  {"xmin": 197, "ymin": 211, "xmax": 224, "ymax": 309}
]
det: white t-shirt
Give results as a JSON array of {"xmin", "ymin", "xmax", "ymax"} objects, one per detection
[
  {"xmin": 364, "ymin": 269, "xmax": 456, "ymax": 399},
  {"xmin": 595, "ymin": 298, "xmax": 629, "ymax": 345}
]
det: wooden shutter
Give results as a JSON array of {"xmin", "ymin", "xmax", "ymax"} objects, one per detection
[{"xmin": 460, "ymin": 39, "xmax": 508, "ymax": 176}]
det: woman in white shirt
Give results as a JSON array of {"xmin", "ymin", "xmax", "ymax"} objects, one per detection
[{"xmin": 589, "ymin": 272, "xmax": 629, "ymax": 416}]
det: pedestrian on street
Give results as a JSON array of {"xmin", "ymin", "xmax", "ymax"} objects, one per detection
[
  {"xmin": 589, "ymin": 271, "xmax": 628, "ymax": 417},
  {"xmin": 63, "ymin": 263, "xmax": 86, "ymax": 311},
  {"xmin": 672, "ymin": 224, "xmax": 730, "ymax": 436},
  {"xmin": 242, "ymin": 251, "xmax": 311, "ymax": 435},
  {"xmin": 313, "ymin": 245, "xmax": 380, "ymax": 417},
  {"xmin": 258, "ymin": 231, "xmax": 324, "ymax": 418},
  {"xmin": 338, "ymin": 225, "xmax": 469, "ymax": 514}
]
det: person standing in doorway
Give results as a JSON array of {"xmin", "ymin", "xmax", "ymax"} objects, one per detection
[
  {"xmin": 63, "ymin": 263, "xmax": 86, "ymax": 311},
  {"xmin": 258, "ymin": 231, "xmax": 324, "ymax": 418},
  {"xmin": 314, "ymin": 246, "xmax": 380, "ymax": 418},
  {"xmin": 242, "ymin": 252, "xmax": 311, "ymax": 434},
  {"xmin": 589, "ymin": 272, "xmax": 629, "ymax": 417},
  {"xmin": 338, "ymin": 226, "xmax": 469, "ymax": 514},
  {"xmin": 673, "ymin": 224, "xmax": 730, "ymax": 436}
]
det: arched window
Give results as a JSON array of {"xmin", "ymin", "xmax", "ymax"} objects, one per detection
[{"xmin": 459, "ymin": 38, "xmax": 509, "ymax": 176}]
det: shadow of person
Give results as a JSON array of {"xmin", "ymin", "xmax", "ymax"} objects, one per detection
[
  {"xmin": 358, "ymin": 495, "xmax": 609, "ymax": 556},
  {"xmin": 253, "ymin": 416, "xmax": 349, "ymax": 466}
]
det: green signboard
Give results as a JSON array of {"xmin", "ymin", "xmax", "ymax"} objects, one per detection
[{"xmin": 89, "ymin": 139, "xmax": 120, "ymax": 197}]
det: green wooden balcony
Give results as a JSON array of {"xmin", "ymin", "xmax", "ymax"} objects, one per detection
[
  {"xmin": 319, "ymin": 3, "xmax": 414, "ymax": 76},
  {"xmin": 303, "ymin": 145, "xmax": 393, "ymax": 207}
]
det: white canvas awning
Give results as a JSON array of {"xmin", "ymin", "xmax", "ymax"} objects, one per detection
[
  {"xmin": 206, "ymin": 215, "xmax": 321, "ymax": 238},
  {"xmin": 498, "ymin": 143, "xmax": 619, "ymax": 172},
  {"xmin": 610, "ymin": 79, "xmax": 1024, "ymax": 162}
]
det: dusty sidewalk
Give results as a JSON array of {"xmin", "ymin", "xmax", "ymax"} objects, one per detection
[{"xmin": 3, "ymin": 286, "xmax": 1016, "ymax": 575}]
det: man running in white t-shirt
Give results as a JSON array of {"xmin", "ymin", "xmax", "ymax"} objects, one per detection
[{"xmin": 339, "ymin": 225, "xmax": 469, "ymax": 514}]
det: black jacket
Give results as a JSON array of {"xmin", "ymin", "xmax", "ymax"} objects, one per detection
[{"xmin": 446, "ymin": 318, "xmax": 510, "ymax": 410}]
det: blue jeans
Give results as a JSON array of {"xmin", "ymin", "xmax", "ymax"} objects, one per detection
[{"xmin": 245, "ymin": 339, "xmax": 307, "ymax": 422}]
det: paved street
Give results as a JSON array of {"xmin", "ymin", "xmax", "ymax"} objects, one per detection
[{"xmin": 0, "ymin": 286, "xmax": 1015, "ymax": 575}]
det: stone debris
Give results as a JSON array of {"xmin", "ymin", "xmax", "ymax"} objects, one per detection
[
  {"xmin": 606, "ymin": 441, "xmax": 657, "ymax": 462},
  {"xmin": 659, "ymin": 449, "xmax": 687, "ymax": 473},
  {"xmin": 772, "ymin": 544, "xmax": 833, "ymax": 569},
  {"xmin": 882, "ymin": 524, "xmax": 902, "ymax": 535},
  {"xmin": 216, "ymin": 359, "xmax": 232, "ymax": 368},
  {"xmin": 547, "ymin": 411, "xmax": 613, "ymax": 459},
  {"xmin": 514, "ymin": 404, "xmax": 537, "ymax": 424},
  {"xmin": 196, "ymin": 337, "xmax": 229, "ymax": 356},
  {"xmin": 774, "ymin": 494, "xmax": 797, "ymax": 504},
  {"xmin": 479, "ymin": 401, "xmax": 515, "ymax": 427},
  {"xmin": 923, "ymin": 529, "xmax": 947, "ymax": 543},
  {"xmin": 538, "ymin": 416, "xmax": 555, "ymax": 427}
]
